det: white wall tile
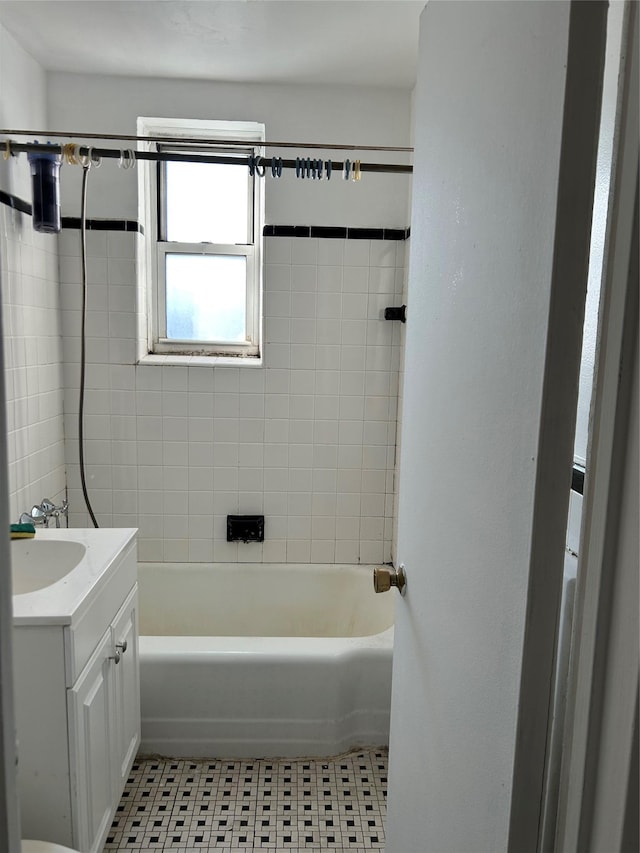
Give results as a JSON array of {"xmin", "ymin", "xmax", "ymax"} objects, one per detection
[
  {"xmin": 265, "ymin": 237, "xmax": 291, "ymax": 265},
  {"xmin": 342, "ymin": 292, "xmax": 369, "ymax": 320},
  {"xmin": 290, "ymin": 318, "xmax": 317, "ymax": 345},
  {"xmin": 317, "ymin": 265, "xmax": 343, "ymax": 292},
  {"xmin": 317, "ymin": 239, "xmax": 345, "ymax": 267},
  {"xmin": 265, "ymin": 264, "xmax": 291, "ymax": 292},
  {"xmin": 291, "ymin": 292, "xmax": 317, "ymax": 319},
  {"xmin": 291, "ymin": 265, "xmax": 317, "ymax": 292},
  {"xmin": 369, "ymin": 240, "xmax": 396, "ymax": 268},
  {"xmin": 314, "ymin": 395, "xmax": 339, "ymax": 420},
  {"xmin": 311, "ymin": 539, "xmax": 335, "ymax": 563},
  {"xmin": 335, "ymin": 540, "xmax": 359, "ymax": 563},
  {"xmin": 344, "ymin": 240, "xmax": 370, "ymax": 267},
  {"xmin": 291, "ymin": 238, "xmax": 318, "ymax": 265},
  {"xmin": 286, "ymin": 539, "xmax": 311, "ymax": 563},
  {"xmin": 316, "ymin": 319, "xmax": 342, "ymax": 345}
]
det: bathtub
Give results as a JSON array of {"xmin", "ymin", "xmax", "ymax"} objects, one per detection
[{"xmin": 137, "ymin": 562, "xmax": 394, "ymax": 758}]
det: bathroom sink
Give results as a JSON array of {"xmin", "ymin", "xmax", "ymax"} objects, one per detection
[{"xmin": 11, "ymin": 539, "xmax": 87, "ymax": 595}]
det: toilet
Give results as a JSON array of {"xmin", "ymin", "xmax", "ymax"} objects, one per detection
[{"xmin": 22, "ymin": 842, "xmax": 81, "ymax": 853}]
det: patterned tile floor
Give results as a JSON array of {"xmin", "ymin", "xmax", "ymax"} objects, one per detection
[{"xmin": 103, "ymin": 748, "xmax": 387, "ymax": 852}]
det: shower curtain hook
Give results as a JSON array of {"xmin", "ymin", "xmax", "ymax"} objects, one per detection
[
  {"xmin": 255, "ymin": 156, "xmax": 266, "ymax": 177},
  {"xmin": 118, "ymin": 148, "xmax": 135, "ymax": 169},
  {"xmin": 2, "ymin": 139, "xmax": 12, "ymax": 160},
  {"xmin": 79, "ymin": 148, "xmax": 92, "ymax": 169},
  {"xmin": 79, "ymin": 146, "xmax": 102, "ymax": 169},
  {"xmin": 343, "ymin": 159, "xmax": 351, "ymax": 180},
  {"xmin": 325, "ymin": 159, "xmax": 332, "ymax": 181},
  {"xmin": 63, "ymin": 143, "xmax": 80, "ymax": 166},
  {"xmin": 271, "ymin": 157, "xmax": 283, "ymax": 179}
]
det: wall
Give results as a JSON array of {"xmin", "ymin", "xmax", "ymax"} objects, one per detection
[
  {"xmin": 0, "ymin": 23, "xmax": 66, "ymax": 523},
  {"xmin": 48, "ymin": 72, "xmax": 412, "ymax": 228},
  {"xmin": 53, "ymin": 72, "xmax": 412, "ymax": 563}
]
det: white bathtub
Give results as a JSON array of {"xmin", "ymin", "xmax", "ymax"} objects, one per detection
[{"xmin": 137, "ymin": 562, "xmax": 394, "ymax": 758}]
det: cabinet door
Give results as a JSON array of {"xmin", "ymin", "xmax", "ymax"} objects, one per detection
[
  {"xmin": 67, "ymin": 628, "xmax": 114, "ymax": 853},
  {"xmin": 111, "ymin": 584, "xmax": 141, "ymax": 796}
]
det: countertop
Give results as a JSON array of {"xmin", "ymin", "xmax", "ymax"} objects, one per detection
[{"xmin": 12, "ymin": 527, "xmax": 137, "ymax": 626}]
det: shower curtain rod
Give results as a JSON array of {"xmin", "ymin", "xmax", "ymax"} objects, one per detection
[
  {"xmin": 0, "ymin": 127, "xmax": 413, "ymax": 153},
  {"xmin": 2, "ymin": 139, "xmax": 412, "ymax": 175}
]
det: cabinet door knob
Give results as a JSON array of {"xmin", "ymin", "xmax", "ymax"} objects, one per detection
[{"xmin": 110, "ymin": 640, "xmax": 128, "ymax": 664}]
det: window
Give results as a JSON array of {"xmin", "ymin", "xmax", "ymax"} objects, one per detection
[{"xmin": 137, "ymin": 117, "xmax": 265, "ymax": 363}]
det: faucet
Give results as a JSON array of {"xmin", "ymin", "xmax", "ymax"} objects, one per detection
[
  {"xmin": 19, "ymin": 506, "xmax": 47, "ymax": 526},
  {"xmin": 19, "ymin": 498, "xmax": 69, "ymax": 529}
]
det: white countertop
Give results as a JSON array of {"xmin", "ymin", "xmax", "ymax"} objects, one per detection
[{"xmin": 12, "ymin": 528, "xmax": 137, "ymax": 626}]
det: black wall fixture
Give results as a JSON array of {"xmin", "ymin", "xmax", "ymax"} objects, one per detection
[
  {"xmin": 227, "ymin": 515, "xmax": 265, "ymax": 543},
  {"xmin": 384, "ymin": 305, "xmax": 407, "ymax": 323}
]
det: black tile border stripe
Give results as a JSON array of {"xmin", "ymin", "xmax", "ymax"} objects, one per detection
[
  {"xmin": 61, "ymin": 216, "xmax": 143, "ymax": 233},
  {"xmin": 264, "ymin": 225, "xmax": 410, "ymax": 240},
  {"xmin": 310, "ymin": 226, "xmax": 347, "ymax": 239}
]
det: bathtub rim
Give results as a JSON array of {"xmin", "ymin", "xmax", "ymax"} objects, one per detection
[{"xmin": 139, "ymin": 625, "xmax": 394, "ymax": 657}]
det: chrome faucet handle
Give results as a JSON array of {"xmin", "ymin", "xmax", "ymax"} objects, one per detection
[
  {"xmin": 28, "ymin": 505, "xmax": 48, "ymax": 525},
  {"xmin": 37, "ymin": 498, "xmax": 69, "ymax": 528}
]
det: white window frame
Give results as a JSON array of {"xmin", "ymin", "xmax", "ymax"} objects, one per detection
[{"xmin": 137, "ymin": 117, "xmax": 265, "ymax": 365}]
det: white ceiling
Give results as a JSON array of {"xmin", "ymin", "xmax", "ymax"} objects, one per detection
[{"xmin": 0, "ymin": 1, "xmax": 424, "ymax": 89}]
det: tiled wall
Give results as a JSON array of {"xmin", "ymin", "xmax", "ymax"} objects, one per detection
[
  {"xmin": 60, "ymin": 229, "xmax": 405, "ymax": 564},
  {"xmin": 0, "ymin": 22, "xmax": 66, "ymax": 523},
  {"xmin": 1, "ymin": 207, "xmax": 66, "ymax": 522}
]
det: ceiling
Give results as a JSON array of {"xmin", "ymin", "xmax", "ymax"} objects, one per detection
[{"xmin": 0, "ymin": 1, "xmax": 424, "ymax": 89}]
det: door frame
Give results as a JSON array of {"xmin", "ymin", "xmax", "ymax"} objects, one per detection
[
  {"xmin": 506, "ymin": 2, "xmax": 609, "ymax": 849},
  {"xmin": 509, "ymin": 2, "xmax": 638, "ymax": 851},
  {"xmin": 0, "ymin": 267, "xmax": 20, "ymax": 850},
  {"xmin": 555, "ymin": 2, "xmax": 638, "ymax": 849}
]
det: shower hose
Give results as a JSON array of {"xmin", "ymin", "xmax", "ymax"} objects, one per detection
[{"xmin": 78, "ymin": 163, "xmax": 99, "ymax": 528}]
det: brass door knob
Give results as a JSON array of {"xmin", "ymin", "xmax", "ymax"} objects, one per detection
[{"xmin": 373, "ymin": 564, "xmax": 406, "ymax": 595}]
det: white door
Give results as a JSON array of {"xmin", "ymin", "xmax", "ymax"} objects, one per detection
[{"xmin": 386, "ymin": 2, "xmax": 606, "ymax": 851}]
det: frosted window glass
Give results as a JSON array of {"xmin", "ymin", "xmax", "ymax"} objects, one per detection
[
  {"xmin": 165, "ymin": 160, "xmax": 249, "ymax": 244},
  {"xmin": 165, "ymin": 254, "xmax": 247, "ymax": 343}
]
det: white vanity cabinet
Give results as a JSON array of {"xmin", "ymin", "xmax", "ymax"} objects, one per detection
[{"xmin": 12, "ymin": 529, "xmax": 139, "ymax": 853}]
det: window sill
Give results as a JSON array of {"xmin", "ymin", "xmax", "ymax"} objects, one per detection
[{"xmin": 138, "ymin": 353, "xmax": 263, "ymax": 368}]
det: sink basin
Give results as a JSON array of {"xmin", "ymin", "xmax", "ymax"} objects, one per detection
[{"xmin": 11, "ymin": 539, "xmax": 87, "ymax": 595}]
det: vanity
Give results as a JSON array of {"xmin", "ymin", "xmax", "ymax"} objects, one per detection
[{"xmin": 12, "ymin": 528, "xmax": 139, "ymax": 853}]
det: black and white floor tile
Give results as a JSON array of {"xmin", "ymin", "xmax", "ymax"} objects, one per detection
[{"xmin": 103, "ymin": 748, "xmax": 387, "ymax": 852}]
